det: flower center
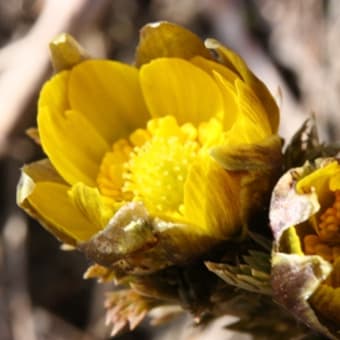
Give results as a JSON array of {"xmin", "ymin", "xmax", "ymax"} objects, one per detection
[
  {"xmin": 96, "ymin": 116, "xmax": 205, "ymax": 215},
  {"xmin": 304, "ymin": 190, "xmax": 340, "ymax": 263},
  {"xmin": 123, "ymin": 134, "xmax": 198, "ymax": 214},
  {"xmin": 307, "ymin": 191, "xmax": 340, "ymax": 324}
]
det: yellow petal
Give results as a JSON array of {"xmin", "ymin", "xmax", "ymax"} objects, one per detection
[
  {"xmin": 17, "ymin": 159, "xmax": 65, "ymax": 210},
  {"xmin": 19, "ymin": 159, "xmax": 65, "ymax": 185},
  {"xmin": 40, "ymin": 109, "xmax": 109, "ymax": 186},
  {"xmin": 38, "ymin": 71, "xmax": 110, "ymax": 186},
  {"xmin": 38, "ymin": 73, "xmax": 110, "ymax": 186},
  {"xmin": 206, "ymin": 39, "xmax": 279, "ymax": 133},
  {"xmin": 222, "ymin": 79, "xmax": 273, "ymax": 146},
  {"xmin": 28, "ymin": 182, "xmax": 100, "ymax": 242},
  {"xmin": 198, "ymin": 118, "xmax": 224, "ymax": 148},
  {"xmin": 297, "ymin": 161, "xmax": 340, "ymax": 202},
  {"xmin": 69, "ymin": 60, "xmax": 149, "ymax": 143},
  {"xmin": 69, "ymin": 183, "xmax": 114, "ymax": 229},
  {"xmin": 191, "ymin": 56, "xmax": 238, "ymax": 83},
  {"xmin": 212, "ymin": 72, "xmax": 239, "ymax": 131},
  {"xmin": 135, "ymin": 21, "xmax": 211, "ymax": 67},
  {"xmin": 183, "ymin": 155, "xmax": 243, "ymax": 239},
  {"xmin": 310, "ymin": 283, "xmax": 340, "ymax": 324},
  {"xmin": 329, "ymin": 170, "xmax": 340, "ymax": 191},
  {"xmin": 281, "ymin": 227, "xmax": 304, "ymax": 255},
  {"xmin": 39, "ymin": 70, "xmax": 69, "ymax": 115},
  {"xmin": 17, "ymin": 160, "xmax": 99, "ymax": 244},
  {"xmin": 140, "ymin": 58, "xmax": 224, "ymax": 125},
  {"xmin": 191, "ymin": 56, "xmax": 239, "ymax": 130}
]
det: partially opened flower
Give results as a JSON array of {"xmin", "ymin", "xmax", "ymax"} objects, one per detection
[
  {"xmin": 270, "ymin": 158, "xmax": 340, "ymax": 338},
  {"xmin": 18, "ymin": 22, "xmax": 281, "ymax": 276}
]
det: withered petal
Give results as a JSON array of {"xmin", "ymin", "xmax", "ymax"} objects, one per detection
[
  {"xmin": 269, "ymin": 166, "xmax": 320, "ymax": 244},
  {"xmin": 271, "ymin": 253, "xmax": 335, "ymax": 339}
]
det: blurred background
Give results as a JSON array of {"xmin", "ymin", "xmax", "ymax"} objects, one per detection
[{"xmin": 0, "ymin": 0, "xmax": 338, "ymax": 339}]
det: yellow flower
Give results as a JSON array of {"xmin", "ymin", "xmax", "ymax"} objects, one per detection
[
  {"xmin": 18, "ymin": 22, "xmax": 281, "ymax": 274},
  {"xmin": 270, "ymin": 158, "xmax": 340, "ymax": 338}
]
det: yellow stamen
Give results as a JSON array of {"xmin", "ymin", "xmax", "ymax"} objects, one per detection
[
  {"xmin": 315, "ymin": 244, "xmax": 333, "ymax": 262},
  {"xmin": 96, "ymin": 116, "xmax": 219, "ymax": 216},
  {"xmin": 303, "ymin": 190, "xmax": 340, "ymax": 264},
  {"xmin": 96, "ymin": 139, "xmax": 133, "ymax": 201},
  {"xmin": 123, "ymin": 117, "xmax": 200, "ymax": 214},
  {"xmin": 304, "ymin": 234, "xmax": 319, "ymax": 255}
]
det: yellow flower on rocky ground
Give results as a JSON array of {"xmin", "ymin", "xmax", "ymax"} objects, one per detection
[
  {"xmin": 18, "ymin": 22, "xmax": 281, "ymax": 275},
  {"xmin": 270, "ymin": 158, "xmax": 340, "ymax": 339}
]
